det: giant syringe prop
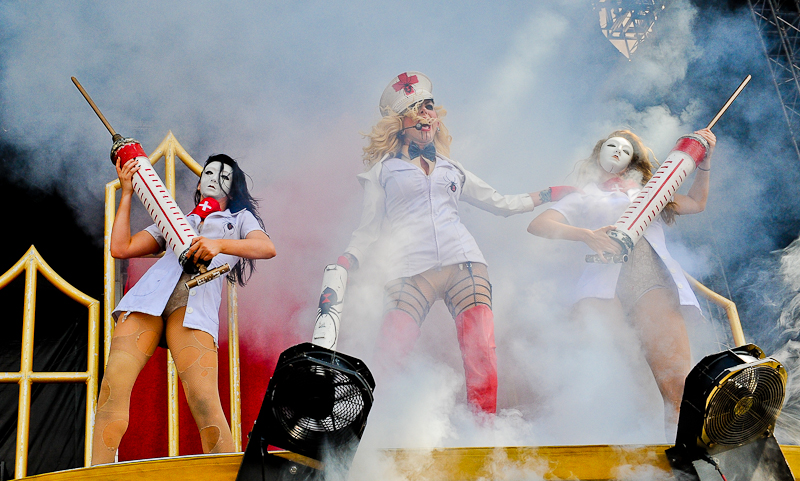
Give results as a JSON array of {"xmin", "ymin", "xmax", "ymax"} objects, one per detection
[
  {"xmin": 73, "ymin": 77, "xmax": 229, "ymax": 288},
  {"xmin": 586, "ymin": 75, "xmax": 751, "ymax": 263},
  {"xmin": 311, "ymin": 264, "xmax": 347, "ymax": 350}
]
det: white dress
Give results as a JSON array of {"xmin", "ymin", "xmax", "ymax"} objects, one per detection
[
  {"xmin": 548, "ymin": 183, "xmax": 700, "ymax": 309},
  {"xmin": 113, "ymin": 208, "xmax": 266, "ymax": 344},
  {"xmin": 344, "ymin": 154, "xmax": 535, "ymax": 280}
]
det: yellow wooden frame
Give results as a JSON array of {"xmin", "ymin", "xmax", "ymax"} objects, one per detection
[
  {"xmin": 0, "ymin": 246, "xmax": 99, "ymax": 478},
  {"xmin": 685, "ymin": 272, "xmax": 746, "ymax": 346},
  {"xmin": 103, "ymin": 132, "xmax": 242, "ymax": 456}
]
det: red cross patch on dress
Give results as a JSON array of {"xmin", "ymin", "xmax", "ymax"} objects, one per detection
[
  {"xmin": 393, "ymin": 73, "xmax": 419, "ymax": 95},
  {"xmin": 599, "ymin": 177, "xmax": 640, "ymax": 193}
]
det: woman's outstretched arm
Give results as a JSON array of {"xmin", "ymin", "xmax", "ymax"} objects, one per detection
[
  {"xmin": 185, "ymin": 230, "xmax": 276, "ymax": 264},
  {"xmin": 527, "ymin": 209, "xmax": 622, "ymax": 260}
]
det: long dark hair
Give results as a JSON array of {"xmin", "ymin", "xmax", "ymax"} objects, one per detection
[{"xmin": 194, "ymin": 154, "xmax": 265, "ymax": 286}]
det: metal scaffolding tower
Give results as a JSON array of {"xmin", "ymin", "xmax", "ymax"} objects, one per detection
[
  {"xmin": 749, "ymin": 0, "xmax": 800, "ymax": 160},
  {"xmin": 593, "ymin": 0, "xmax": 667, "ymax": 59}
]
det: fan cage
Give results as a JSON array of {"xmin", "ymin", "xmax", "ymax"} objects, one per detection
[
  {"xmin": 264, "ymin": 345, "xmax": 375, "ymax": 459},
  {"xmin": 272, "ymin": 365, "xmax": 368, "ymax": 443},
  {"xmin": 702, "ymin": 360, "xmax": 787, "ymax": 448}
]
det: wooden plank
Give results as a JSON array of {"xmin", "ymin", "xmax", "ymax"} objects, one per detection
[{"xmin": 18, "ymin": 445, "xmax": 800, "ymax": 481}]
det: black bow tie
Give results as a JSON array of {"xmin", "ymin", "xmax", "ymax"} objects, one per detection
[{"xmin": 408, "ymin": 142, "xmax": 436, "ymax": 163}]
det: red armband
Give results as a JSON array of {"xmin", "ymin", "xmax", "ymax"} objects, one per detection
[
  {"xmin": 549, "ymin": 186, "xmax": 582, "ymax": 202},
  {"xmin": 337, "ymin": 255, "xmax": 352, "ymax": 271}
]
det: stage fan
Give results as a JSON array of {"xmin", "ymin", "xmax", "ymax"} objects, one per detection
[
  {"xmin": 264, "ymin": 343, "xmax": 375, "ymax": 460},
  {"xmin": 237, "ymin": 265, "xmax": 375, "ymax": 480},
  {"xmin": 668, "ymin": 344, "xmax": 793, "ymax": 481},
  {"xmin": 675, "ymin": 344, "xmax": 786, "ymax": 452},
  {"xmin": 236, "ymin": 343, "xmax": 375, "ymax": 481}
]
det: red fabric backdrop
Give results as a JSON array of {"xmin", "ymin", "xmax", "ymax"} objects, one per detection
[{"xmin": 116, "ymin": 258, "xmax": 303, "ymax": 460}]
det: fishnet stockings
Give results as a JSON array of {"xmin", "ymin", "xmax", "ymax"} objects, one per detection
[{"xmin": 383, "ymin": 262, "xmax": 492, "ymax": 325}]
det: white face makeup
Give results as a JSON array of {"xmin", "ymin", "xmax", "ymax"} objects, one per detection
[
  {"xmin": 198, "ymin": 161, "xmax": 233, "ymax": 201},
  {"xmin": 598, "ymin": 137, "xmax": 634, "ymax": 174}
]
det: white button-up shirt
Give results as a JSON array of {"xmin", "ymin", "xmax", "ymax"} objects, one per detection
[
  {"xmin": 344, "ymin": 154, "xmax": 535, "ymax": 280},
  {"xmin": 549, "ymin": 183, "xmax": 700, "ymax": 309},
  {"xmin": 113, "ymin": 208, "xmax": 265, "ymax": 344}
]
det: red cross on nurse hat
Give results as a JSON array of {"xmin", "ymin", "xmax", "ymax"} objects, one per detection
[{"xmin": 379, "ymin": 71, "xmax": 433, "ymax": 117}]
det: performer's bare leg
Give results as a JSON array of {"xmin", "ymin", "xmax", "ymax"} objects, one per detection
[
  {"xmin": 92, "ymin": 312, "xmax": 163, "ymax": 465},
  {"xmin": 628, "ymin": 288, "xmax": 691, "ymax": 438},
  {"xmin": 165, "ymin": 307, "xmax": 234, "ymax": 454},
  {"xmin": 570, "ymin": 297, "xmax": 624, "ymax": 325}
]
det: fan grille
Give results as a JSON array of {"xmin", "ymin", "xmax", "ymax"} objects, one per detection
[
  {"xmin": 271, "ymin": 363, "xmax": 369, "ymax": 446},
  {"xmin": 704, "ymin": 364, "xmax": 785, "ymax": 446}
]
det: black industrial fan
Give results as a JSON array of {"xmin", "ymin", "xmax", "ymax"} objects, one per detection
[
  {"xmin": 667, "ymin": 344, "xmax": 793, "ymax": 481},
  {"xmin": 237, "ymin": 343, "xmax": 375, "ymax": 481},
  {"xmin": 262, "ymin": 343, "xmax": 375, "ymax": 459}
]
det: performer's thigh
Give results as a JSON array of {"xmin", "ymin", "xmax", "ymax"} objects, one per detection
[
  {"xmin": 629, "ymin": 287, "xmax": 691, "ymax": 420},
  {"xmin": 630, "ymin": 288, "xmax": 691, "ymax": 373},
  {"xmin": 165, "ymin": 308, "xmax": 220, "ymax": 399},
  {"xmin": 108, "ymin": 311, "xmax": 163, "ymax": 364},
  {"xmin": 570, "ymin": 297, "xmax": 625, "ymax": 325},
  {"xmin": 101, "ymin": 312, "xmax": 163, "ymax": 405},
  {"xmin": 444, "ymin": 262, "xmax": 492, "ymax": 318},
  {"xmin": 384, "ymin": 274, "xmax": 437, "ymax": 326}
]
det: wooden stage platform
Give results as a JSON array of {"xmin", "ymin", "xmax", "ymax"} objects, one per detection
[{"xmin": 19, "ymin": 444, "xmax": 800, "ymax": 480}]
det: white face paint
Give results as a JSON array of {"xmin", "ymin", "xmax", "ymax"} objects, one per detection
[
  {"xmin": 198, "ymin": 161, "xmax": 233, "ymax": 201},
  {"xmin": 598, "ymin": 137, "xmax": 634, "ymax": 174}
]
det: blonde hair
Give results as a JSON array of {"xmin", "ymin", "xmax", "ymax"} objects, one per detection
[
  {"xmin": 362, "ymin": 103, "xmax": 452, "ymax": 167},
  {"xmin": 575, "ymin": 130, "xmax": 678, "ymax": 224}
]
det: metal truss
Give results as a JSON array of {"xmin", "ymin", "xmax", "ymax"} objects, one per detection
[
  {"xmin": 593, "ymin": 0, "xmax": 667, "ymax": 59},
  {"xmin": 749, "ymin": 0, "xmax": 800, "ymax": 160}
]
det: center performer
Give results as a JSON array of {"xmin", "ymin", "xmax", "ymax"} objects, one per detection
[{"xmin": 336, "ymin": 71, "xmax": 574, "ymax": 414}]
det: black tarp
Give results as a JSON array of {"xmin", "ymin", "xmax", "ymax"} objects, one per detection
[
  {"xmin": 0, "ymin": 142, "xmax": 103, "ymax": 478},
  {"xmin": 0, "ymin": 277, "xmax": 92, "ymax": 478}
]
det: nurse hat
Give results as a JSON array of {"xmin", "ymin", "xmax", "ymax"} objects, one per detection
[{"xmin": 379, "ymin": 71, "xmax": 434, "ymax": 117}]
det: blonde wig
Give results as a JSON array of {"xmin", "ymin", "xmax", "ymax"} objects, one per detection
[{"xmin": 362, "ymin": 103, "xmax": 452, "ymax": 168}]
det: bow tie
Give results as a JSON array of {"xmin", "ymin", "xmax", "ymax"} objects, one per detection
[
  {"xmin": 408, "ymin": 142, "xmax": 437, "ymax": 163},
  {"xmin": 599, "ymin": 177, "xmax": 640, "ymax": 192},
  {"xmin": 190, "ymin": 197, "xmax": 221, "ymax": 219}
]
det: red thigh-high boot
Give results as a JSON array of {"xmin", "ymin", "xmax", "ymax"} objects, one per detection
[
  {"xmin": 454, "ymin": 304, "xmax": 497, "ymax": 414},
  {"xmin": 373, "ymin": 309, "xmax": 421, "ymax": 376}
]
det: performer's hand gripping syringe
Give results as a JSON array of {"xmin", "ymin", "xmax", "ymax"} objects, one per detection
[
  {"xmin": 586, "ymin": 75, "xmax": 750, "ymax": 263},
  {"xmin": 72, "ymin": 77, "xmax": 230, "ymax": 287}
]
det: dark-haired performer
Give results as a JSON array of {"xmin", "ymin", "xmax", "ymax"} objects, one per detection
[
  {"xmin": 336, "ymin": 72, "xmax": 575, "ymax": 414},
  {"xmin": 92, "ymin": 154, "xmax": 275, "ymax": 464}
]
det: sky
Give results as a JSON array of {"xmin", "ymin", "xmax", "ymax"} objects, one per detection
[{"xmin": 2, "ymin": 0, "xmax": 800, "ymax": 477}]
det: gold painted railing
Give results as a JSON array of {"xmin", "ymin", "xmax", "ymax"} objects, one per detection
[
  {"xmin": 0, "ymin": 246, "xmax": 100, "ymax": 478},
  {"xmin": 685, "ymin": 272, "xmax": 746, "ymax": 346},
  {"xmin": 103, "ymin": 132, "xmax": 242, "ymax": 456}
]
